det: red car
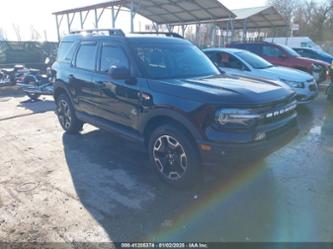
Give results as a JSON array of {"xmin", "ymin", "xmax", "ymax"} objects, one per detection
[{"xmin": 228, "ymin": 41, "xmax": 330, "ymax": 83}]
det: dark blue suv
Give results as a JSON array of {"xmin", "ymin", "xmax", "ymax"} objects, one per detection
[{"xmin": 52, "ymin": 30, "xmax": 298, "ymax": 187}]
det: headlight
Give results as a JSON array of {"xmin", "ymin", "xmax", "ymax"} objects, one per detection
[
  {"xmin": 312, "ymin": 63, "xmax": 321, "ymax": 71},
  {"xmin": 280, "ymin": 79, "xmax": 304, "ymax": 88},
  {"xmin": 215, "ymin": 109, "xmax": 261, "ymax": 128}
]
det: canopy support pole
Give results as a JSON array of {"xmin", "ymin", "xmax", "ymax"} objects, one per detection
[
  {"xmin": 55, "ymin": 15, "xmax": 63, "ymax": 42},
  {"xmin": 229, "ymin": 15, "xmax": 234, "ymax": 42},
  {"xmin": 243, "ymin": 18, "xmax": 248, "ymax": 42},
  {"xmin": 130, "ymin": 1, "xmax": 136, "ymax": 33}
]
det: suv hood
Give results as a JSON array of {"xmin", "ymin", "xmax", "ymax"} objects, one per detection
[{"xmin": 148, "ymin": 75, "xmax": 295, "ymax": 106}]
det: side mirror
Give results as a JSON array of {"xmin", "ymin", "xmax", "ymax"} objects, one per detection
[
  {"xmin": 240, "ymin": 64, "xmax": 248, "ymax": 71},
  {"xmin": 218, "ymin": 67, "xmax": 226, "ymax": 74},
  {"xmin": 45, "ymin": 57, "xmax": 51, "ymax": 65},
  {"xmin": 108, "ymin": 67, "xmax": 131, "ymax": 80}
]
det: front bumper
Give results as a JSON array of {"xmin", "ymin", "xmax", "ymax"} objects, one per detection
[
  {"xmin": 294, "ymin": 84, "xmax": 319, "ymax": 104},
  {"xmin": 198, "ymin": 115, "xmax": 298, "ymax": 166}
]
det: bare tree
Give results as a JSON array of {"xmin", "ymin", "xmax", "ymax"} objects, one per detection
[
  {"xmin": 0, "ymin": 28, "xmax": 7, "ymax": 41},
  {"xmin": 267, "ymin": 0, "xmax": 301, "ymax": 25},
  {"xmin": 30, "ymin": 25, "xmax": 42, "ymax": 41},
  {"xmin": 12, "ymin": 23, "xmax": 22, "ymax": 42}
]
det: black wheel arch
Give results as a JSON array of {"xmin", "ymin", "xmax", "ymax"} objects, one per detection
[
  {"xmin": 53, "ymin": 81, "xmax": 73, "ymax": 104},
  {"xmin": 141, "ymin": 110, "xmax": 203, "ymax": 148}
]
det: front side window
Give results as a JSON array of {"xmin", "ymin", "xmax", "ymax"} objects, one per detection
[
  {"xmin": 279, "ymin": 44, "xmax": 300, "ymax": 57},
  {"xmin": 131, "ymin": 43, "xmax": 219, "ymax": 79},
  {"xmin": 100, "ymin": 46, "xmax": 129, "ymax": 72},
  {"xmin": 236, "ymin": 51, "xmax": 273, "ymax": 69},
  {"xmin": 217, "ymin": 52, "xmax": 246, "ymax": 70},
  {"xmin": 75, "ymin": 43, "xmax": 97, "ymax": 71},
  {"xmin": 262, "ymin": 46, "xmax": 283, "ymax": 57}
]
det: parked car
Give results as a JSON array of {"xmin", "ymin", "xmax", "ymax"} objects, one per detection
[
  {"xmin": 52, "ymin": 30, "xmax": 298, "ymax": 187},
  {"xmin": 293, "ymin": 47, "xmax": 333, "ymax": 64},
  {"xmin": 228, "ymin": 41, "xmax": 330, "ymax": 83},
  {"xmin": 264, "ymin": 36, "xmax": 322, "ymax": 51},
  {"xmin": 204, "ymin": 48, "xmax": 319, "ymax": 104}
]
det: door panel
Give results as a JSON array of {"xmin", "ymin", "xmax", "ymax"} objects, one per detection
[
  {"xmin": 73, "ymin": 42, "xmax": 99, "ymax": 116},
  {"xmin": 92, "ymin": 43, "xmax": 145, "ymax": 128}
]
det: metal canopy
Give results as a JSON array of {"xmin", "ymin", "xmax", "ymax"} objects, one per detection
[
  {"xmin": 52, "ymin": 0, "xmax": 236, "ymax": 40},
  {"xmin": 127, "ymin": 0, "xmax": 235, "ymax": 25},
  {"xmin": 224, "ymin": 6, "xmax": 287, "ymax": 30}
]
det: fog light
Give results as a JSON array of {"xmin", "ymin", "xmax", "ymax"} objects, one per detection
[
  {"xmin": 200, "ymin": 144, "xmax": 212, "ymax": 151},
  {"xmin": 254, "ymin": 132, "xmax": 266, "ymax": 141}
]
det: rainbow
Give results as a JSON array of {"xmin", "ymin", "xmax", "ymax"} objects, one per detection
[{"xmin": 146, "ymin": 159, "xmax": 268, "ymax": 241}]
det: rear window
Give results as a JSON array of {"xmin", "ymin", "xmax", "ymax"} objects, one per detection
[{"xmin": 57, "ymin": 41, "xmax": 76, "ymax": 63}]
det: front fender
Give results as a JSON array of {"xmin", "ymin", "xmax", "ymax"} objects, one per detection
[{"xmin": 138, "ymin": 108, "xmax": 205, "ymax": 141}]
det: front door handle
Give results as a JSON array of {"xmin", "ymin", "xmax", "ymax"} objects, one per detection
[{"xmin": 95, "ymin": 81, "xmax": 106, "ymax": 88}]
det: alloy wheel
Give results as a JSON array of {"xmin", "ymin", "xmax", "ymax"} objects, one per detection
[
  {"xmin": 153, "ymin": 135, "xmax": 188, "ymax": 180},
  {"xmin": 57, "ymin": 99, "xmax": 72, "ymax": 130}
]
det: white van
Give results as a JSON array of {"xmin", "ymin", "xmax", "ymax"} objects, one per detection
[{"xmin": 264, "ymin": 37, "xmax": 322, "ymax": 51}]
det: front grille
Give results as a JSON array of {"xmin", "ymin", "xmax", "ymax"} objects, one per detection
[
  {"xmin": 256, "ymin": 96, "xmax": 297, "ymax": 125},
  {"xmin": 262, "ymin": 110, "xmax": 296, "ymax": 125},
  {"xmin": 309, "ymin": 84, "xmax": 317, "ymax": 92},
  {"xmin": 257, "ymin": 96, "xmax": 296, "ymax": 125}
]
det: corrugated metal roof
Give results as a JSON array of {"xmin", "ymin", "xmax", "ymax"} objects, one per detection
[
  {"xmin": 220, "ymin": 6, "xmax": 287, "ymax": 29},
  {"xmin": 53, "ymin": 0, "xmax": 236, "ymax": 25},
  {"xmin": 232, "ymin": 6, "xmax": 269, "ymax": 20}
]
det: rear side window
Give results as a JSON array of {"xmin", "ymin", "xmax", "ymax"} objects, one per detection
[
  {"xmin": 100, "ymin": 45, "xmax": 129, "ymax": 72},
  {"xmin": 75, "ymin": 43, "xmax": 97, "ymax": 71},
  {"xmin": 57, "ymin": 41, "xmax": 76, "ymax": 62}
]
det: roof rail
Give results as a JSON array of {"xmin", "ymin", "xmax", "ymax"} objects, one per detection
[
  {"xmin": 70, "ymin": 29, "xmax": 125, "ymax": 36},
  {"xmin": 131, "ymin": 32, "xmax": 184, "ymax": 39}
]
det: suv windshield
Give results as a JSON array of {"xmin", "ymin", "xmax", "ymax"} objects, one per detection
[
  {"xmin": 236, "ymin": 51, "xmax": 273, "ymax": 69},
  {"xmin": 280, "ymin": 44, "xmax": 301, "ymax": 57},
  {"xmin": 130, "ymin": 43, "xmax": 220, "ymax": 79}
]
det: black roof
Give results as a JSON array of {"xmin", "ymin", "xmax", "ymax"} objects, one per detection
[{"xmin": 61, "ymin": 33, "xmax": 191, "ymax": 46}]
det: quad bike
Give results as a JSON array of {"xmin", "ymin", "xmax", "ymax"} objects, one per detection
[
  {"xmin": 17, "ymin": 58, "xmax": 54, "ymax": 100},
  {"xmin": 0, "ymin": 65, "xmax": 31, "ymax": 86},
  {"xmin": 0, "ymin": 70, "xmax": 13, "ymax": 86}
]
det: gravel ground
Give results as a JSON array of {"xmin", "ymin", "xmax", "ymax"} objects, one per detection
[{"xmin": 0, "ymin": 86, "xmax": 332, "ymax": 243}]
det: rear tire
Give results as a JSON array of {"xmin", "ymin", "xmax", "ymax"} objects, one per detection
[
  {"xmin": 56, "ymin": 94, "xmax": 83, "ymax": 134},
  {"xmin": 148, "ymin": 124, "xmax": 202, "ymax": 188},
  {"xmin": 26, "ymin": 92, "xmax": 41, "ymax": 100}
]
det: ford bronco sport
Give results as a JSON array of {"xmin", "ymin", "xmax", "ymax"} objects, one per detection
[{"xmin": 52, "ymin": 30, "xmax": 298, "ymax": 187}]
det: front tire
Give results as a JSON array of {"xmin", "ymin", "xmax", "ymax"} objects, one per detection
[
  {"xmin": 148, "ymin": 124, "xmax": 202, "ymax": 188},
  {"xmin": 56, "ymin": 94, "xmax": 83, "ymax": 134}
]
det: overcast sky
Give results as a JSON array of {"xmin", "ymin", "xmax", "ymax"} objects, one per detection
[{"xmin": 0, "ymin": 0, "xmax": 268, "ymax": 41}]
